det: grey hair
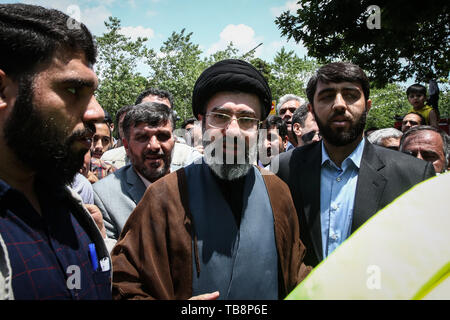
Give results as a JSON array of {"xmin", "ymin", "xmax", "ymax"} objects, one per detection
[
  {"xmin": 400, "ymin": 125, "xmax": 449, "ymax": 169},
  {"xmin": 367, "ymin": 128, "xmax": 403, "ymax": 146},
  {"xmin": 276, "ymin": 94, "xmax": 306, "ymax": 113},
  {"xmin": 122, "ymin": 102, "xmax": 175, "ymax": 141}
]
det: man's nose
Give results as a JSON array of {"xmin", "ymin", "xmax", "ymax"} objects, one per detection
[
  {"xmin": 93, "ymin": 139, "xmax": 103, "ymax": 151},
  {"xmin": 83, "ymin": 96, "xmax": 104, "ymax": 123},
  {"xmin": 416, "ymin": 151, "xmax": 424, "ymax": 160},
  {"xmin": 147, "ymin": 135, "xmax": 161, "ymax": 151},
  {"xmin": 332, "ymin": 93, "xmax": 347, "ymax": 112},
  {"xmin": 282, "ymin": 111, "xmax": 292, "ymax": 120},
  {"xmin": 224, "ymin": 116, "xmax": 241, "ymax": 136}
]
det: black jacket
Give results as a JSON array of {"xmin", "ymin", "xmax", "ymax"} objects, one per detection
[{"xmin": 274, "ymin": 139, "xmax": 436, "ymax": 267}]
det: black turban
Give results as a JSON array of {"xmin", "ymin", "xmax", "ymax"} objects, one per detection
[{"xmin": 192, "ymin": 59, "xmax": 272, "ymax": 120}]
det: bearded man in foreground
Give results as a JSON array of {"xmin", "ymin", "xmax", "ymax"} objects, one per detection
[
  {"xmin": 274, "ymin": 62, "xmax": 436, "ymax": 267},
  {"xmin": 111, "ymin": 59, "xmax": 311, "ymax": 300}
]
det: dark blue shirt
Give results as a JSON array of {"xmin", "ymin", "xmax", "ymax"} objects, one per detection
[{"xmin": 0, "ymin": 179, "xmax": 111, "ymax": 300}]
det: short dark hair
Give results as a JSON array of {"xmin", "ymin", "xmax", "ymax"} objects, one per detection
[
  {"xmin": 306, "ymin": 62, "xmax": 370, "ymax": 106},
  {"xmin": 260, "ymin": 115, "xmax": 288, "ymax": 139},
  {"xmin": 403, "ymin": 112, "xmax": 426, "ymax": 125},
  {"xmin": 95, "ymin": 120, "xmax": 112, "ymax": 138},
  {"xmin": 122, "ymin": 102, "xmax": 175, "ymax": 140},
  {"xmin": 135, "ymin": 88, "xmax": 174, "ymax": 107},
  {"xmin": 181, "ymin": 118, "xmax": 196, "ymax": 129},
  {"xmin": 406, "ymin": 84, "xmax": 427, "ymax": 97},
  {"xmin": 290, "ymin": 104, "xmax": 309, "ymax": 144},
  {"xmin": 0, "ymin": 3, "xmax": 96, "ymax": 80},
  {"xmin": 115, "ymin": 105, "xmax": 134, "ymax": 124},
  {"xmin": 291, "ymin": 104, "xmax": 309, "ymax": 128}
]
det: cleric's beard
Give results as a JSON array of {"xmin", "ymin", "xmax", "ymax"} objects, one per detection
[{"xmin": 203, "ymin": 132, "xmax": 257, "ymax": 181}]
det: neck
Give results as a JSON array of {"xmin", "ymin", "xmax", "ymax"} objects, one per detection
[
  {"xmin": 288, "ymin": 133, "xmax": 297, "ymax": 147},
  {"xmin": 0, "ymin": 141, "xmax": 41, "ymax": 214},
  {"xmin": 323, "ymin": 136, "xmax": 363, "ymax": 168}
]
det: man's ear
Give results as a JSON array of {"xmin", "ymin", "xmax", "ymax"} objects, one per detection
[
  {"xmin": 366, "ymin": 99, "xmax": 372, "ymax": 113},
  {"xmin": 293, "ymin": 122, "xmax": 302, "ymax": 137},
  {"xmin": 282, "ymin": 135, "xmax": 289, "ymax": 151},
  {"xmin": 307, "ymin": 103, "xmax": 313, "ymax": 113},
  {"xmin": 122, "ymin": 137, "xmax": 129, "ymax": 153},
  {"xmin": 0, "ymin": 69, "xmax": 18, "ymax": 111}
]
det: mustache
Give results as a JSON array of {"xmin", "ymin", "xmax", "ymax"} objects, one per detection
[
  {"xmin": 143, "ymin": 149, "xmax": 164, "ymax": 157},
  {"xmin": 70, "ymin": 121, "xmax": 96, "ymax": 140}
]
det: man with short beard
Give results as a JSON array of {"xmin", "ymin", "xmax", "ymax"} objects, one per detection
[
  {"xmin": 93, "ymin": 102, "xmax": 176, "ymax": 240},
  {"xmin": 0, "ymin": 4, "xmax": 112, "ymax": 299},
  {"xmin": 274, "ymin": 62, "xmax": 436, "ymax": 267},
  {"xmin": 111, "ymin": 59, "xmax": 311, "ymax": 300}
]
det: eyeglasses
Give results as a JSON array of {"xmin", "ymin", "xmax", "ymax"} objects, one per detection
[
  {"xmin": 206, "ymin": 112, "xmax": 260, "ymax": 131},
  {"xmin": 401, "ymin": 149, "xmax": 439, "ymax": 162},
  {"xmin": 402, "ymin": 120, "xmax": 419, "ymax": 126}
]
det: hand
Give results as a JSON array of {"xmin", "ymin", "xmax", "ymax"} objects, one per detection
[
  {"xmin": 188, "ymin": 291, "xmax": 219, "ymax": 300},
  {"xmin": 194, "ymin": 145, "xmax": 204, "ymax": 154},
  {"xmin": 85, "ymin": 204, "xmax": 107, "ymax": 239},
  {"xmin": 87, "ymin": 171, "xmax": 99, "ymax": 184}
]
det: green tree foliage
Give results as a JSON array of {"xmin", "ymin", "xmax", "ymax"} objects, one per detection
[
  {"xmin": 145, "ymin": 29, "xmax": 206, "ymax": 121},
  {"xmin": 275, "ymin": 0, "xmax": 449, "ymax": 87},
  {"xmin": 145, "ymin": 30, "xmax": 256, "ymax": 123},
  {"xmin": 269, "ymin": 47, "xmax": 320, "ymax": 101},
  {"xmin": 366, "ymin": 84, "xmax": 410, "ymax": 129},
  {"xmin": 95, "ymin": 17, "xmax": 149, "ymax": 119},
  {"xmin": 366, "ymin": 84, "xmax": 450, "ymax": 130}
]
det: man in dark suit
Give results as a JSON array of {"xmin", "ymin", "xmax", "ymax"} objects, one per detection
[
  {"xmin": 274, "ymin": 62, "xmax": 436, "ymax": 267},
  {"xmin": 93, "ymin": 102, "xmax": 176, "ymax": 239}
]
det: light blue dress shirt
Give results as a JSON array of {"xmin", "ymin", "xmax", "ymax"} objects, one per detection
[{"xmin": 320, "ymin": 139, "xmax": 365, "ymax": 259}]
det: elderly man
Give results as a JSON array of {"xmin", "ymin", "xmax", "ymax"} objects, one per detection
[
  {"xmin": 277, "ymin": 94, "xmax": 306, "ymax": 150},
  {"xmin": 400, "ymin": 125, "xmax": 448, "ymax": 174},
  {"xmin": 367, "ymin": 128, "xmax": 403, "ymax": 150},
  {"xmin": 291, "ymin": 103, "xmax": 321, "ymax": 147},
  {"xmin": 0, "ymin": 3, "xmax": 111, "ymax": 299},
  {"xmin": 274, "ymin": 62, "xmax": 436, "ymax": 267},
  {"xmin": 111, "ymin": 59, "xmax": 311, "ymax": 300},
  {"xmin": 401, "ymin": 112, "xmax": 425, "ymax": 133},
  {"xmin": 93, "ymin": 103, "xmax": 176, "ymax": 240}
]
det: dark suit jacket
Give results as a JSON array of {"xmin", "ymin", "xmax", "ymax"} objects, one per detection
[{"xmin": 274, "ymin": 139, "xmax": 436, "ymax": 267}]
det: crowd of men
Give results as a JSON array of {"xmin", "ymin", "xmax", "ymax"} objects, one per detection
[{"xmin": 0, "ymin": 4, "xmax": 448, "ymax": 300}]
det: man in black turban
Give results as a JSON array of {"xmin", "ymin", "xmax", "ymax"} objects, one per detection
[{"xmin": 111, "ymin": 59, "xmax": 311, "ymax": 301}]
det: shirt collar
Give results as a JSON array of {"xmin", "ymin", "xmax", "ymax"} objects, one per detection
[
  {"xmin": 136, "ymin": 171, "xmax": 152, "ymax": 188},
  {"xmin": 321, "ymin": 138, "xmax": 365, "ymax": 169},
  {"xmin": 0, "ymin": 179, "xmax": 12, "ymax": 199}
]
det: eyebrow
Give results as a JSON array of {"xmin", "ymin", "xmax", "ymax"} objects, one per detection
[
  {"xmin": 59, "ymin": 78, "xmax": 98, "ymax": 90},
  {"xmin": 211, "ymin": 105, "xmax": 256, "ymax": 117},
  {"xmin": 316, "ymin": 86, "xmax": 360, "ymax": 96}
]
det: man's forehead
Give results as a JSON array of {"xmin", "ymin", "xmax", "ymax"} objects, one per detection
[
  {"xmin": 133, "ymin": 121, "xmax": 172, "ymax": 131},
  {"xmin": 405, "ymin": 131, "xmax": 443, "ymax": 146},
  {"xmin": 404, "ymin": 114, "xmax": 421, "ymax": 121},
  {"xmin": 315, "ymin": 80, "xmax": 362, "ymax": 93},
  {"xmin": 206, "ymin": 91, "xmax": 261, "ymax": 117},
  {"xmin": 281, "ymin": 100, "xmax": 300, "ymax": 108},
  {"xmin": 36, "ymin": 50, "xmax": 98, "ymax": 87},
  {"xmin": 141, "ymin": 95, "xmax": 171, "ymax": 108}
]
